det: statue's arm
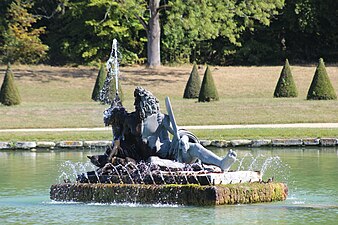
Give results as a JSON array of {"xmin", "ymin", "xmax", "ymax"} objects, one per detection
[
  {"xmin": 108, "ymin": 126, "xmax": 123, "ymax": 160},
  {"xmin": 162, "ymin": 114, "xmax": 175, "ymax": 135}
]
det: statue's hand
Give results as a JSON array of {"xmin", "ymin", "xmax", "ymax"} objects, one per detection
[{"xmin": 179, "ymin": 135, "xmax": 190, "ymax": 153}]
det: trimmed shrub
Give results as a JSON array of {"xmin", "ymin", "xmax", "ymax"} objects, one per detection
[
  {"xmin": 98, "ymin": 75, "xmax": 124, "ymax": 105},
  {"xmin": 0, "ymin": 63, "xmax": 21, "ymax": 106},
  {"xmin": 307, "ymin": 58, "xmax": 337, "ymax": 100},
  {"xmin": 109, "ymin": 76, "xmax": 124, "ymax": 103},
  {"xmin": 183, "ymin": 63, "xmax": 201, "ymax": 98},
  {"xmin": 198, "ymin": 66, "xmax": 219, "ymax": 102},
  {"xmin": 273, "ymin": 59, "xmax": 298, "ymax": 98},
  {"xmin": 92, "ymin": 63, "xmax": 106, "ymax": 101}
]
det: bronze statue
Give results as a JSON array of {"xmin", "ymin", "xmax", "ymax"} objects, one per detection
[
  {"xmin": 92, "ymin": 87, "xmax": 237, "ymax": 172},
  {"xmin": 133, "ymin": 87, "xmax": 237, "ymax": 171}
]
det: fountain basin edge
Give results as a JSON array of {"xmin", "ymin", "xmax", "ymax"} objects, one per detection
[{"xmin": 50, "ymin": 182, "xmax": 288, "ymax": 206}]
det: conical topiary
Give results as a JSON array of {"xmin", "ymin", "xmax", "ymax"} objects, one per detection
[
  {"xmin": 183, "ymin": 63, "xmax": 201, "ymax": 98},
  {"xmin": 92, "ymin": 63, "xmax": 106, "ymax": 101},
  {"xmin": 108, "ymin": 76, "xmax": 124, "ymax": 103},
  {"xmin": 0, "ymin": 63, "xmax": 21, "ymax": 106},
  {"xmin": 307, "ymin": 58, "xmax": 337, "ymax": 100},
  {"xmin": 98, "ymin": 71, "xmax": 124, "ymax": 105},
  {"xmin": 198, "ymin": 66, "xmax": 219, "ymax": 102},
  {"xmin": 273, "ymin": 59, "xmax": 298, "ymax": 98}
]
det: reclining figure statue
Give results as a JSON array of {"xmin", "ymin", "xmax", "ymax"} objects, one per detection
[{"xmin": 93, "ymin": 87, "xmax": 237, "ymax": 172}]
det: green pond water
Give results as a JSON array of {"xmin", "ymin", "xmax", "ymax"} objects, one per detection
[{"xmin": 0, "ymin": 147, "xmax": 337, "ymax": 224}]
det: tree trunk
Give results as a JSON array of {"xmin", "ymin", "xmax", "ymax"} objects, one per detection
[{"xmin": 147, "ymin": 0, "xmax": 161, "ymax": 68}]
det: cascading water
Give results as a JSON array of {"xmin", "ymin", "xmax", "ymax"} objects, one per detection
[
  {"xmin": 57, "ymin": 153, "xmax": 290, "ymax": 185},
  {"xmin": 57, "ymin": 160, "xmax": 97, "ymax": 183},
  {"xmin": 234, "ymin": 152, "xmax": 291, "ymax": 183}
]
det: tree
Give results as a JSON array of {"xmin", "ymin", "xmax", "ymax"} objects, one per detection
[
  {"xmin": 232, "ymin": 0, "xmax": 338, "ymax": 65},
  {"xmin": 163, "ymin": 0, "xmax": 285, "ymax": 65},
  {"xmin": 92, "ymin": 63, "xmax": 107, "ymax": 101},
  {"xmin": 0, "ymin": 0, "xmax": 12, "ymax": 50},
  {"xmin": 41, "ymin": 0, "xmax": 144, "ymax": 65},
  {"xmin": 183, "ymin": 63, "xmax": 201, "ymax": 98},
  {"xmin": 307, "ymin": 58, "xmax": 337, "ymax": 100},
  {"xmin": 0, "ymin": 63, "xmax": 21, "ymax": 106},
  {"xmin": 278, "ymin": 0, "xmax": 338, "ymax": 63},
  {"xmin": 1, "ymin": 0, "xmax": 48, "ymax": 64},
  {"xmin": 89, "ymin": 0, "xmax": 284, "ymax": 67},
  {"xmin": 198, "ymin": 66, "xmax": 219, "ymax": 102},
  {"xmin": 274, "ymin": 59, "xmax": 298, "ymax": 98}
]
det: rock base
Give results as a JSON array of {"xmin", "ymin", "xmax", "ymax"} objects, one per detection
[{"xmin": 50, "ymin": 182, "xmax": 288, "ymax": 206}]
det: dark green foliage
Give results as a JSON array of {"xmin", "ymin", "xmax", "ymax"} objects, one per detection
[
  {"xmin": 198, "ymin": 66, "xmax": 219, "ymax": 102},
  {"xmin": 0, "ymin": 63, "xmax": 21, "ymax": 106},
  {"xmin": 92, "ymin": 64, "xmax": 106, "ymax": 101},
  {"xmin": 97, "ymin": 75, "xmax": 124, "ymax": 104},
  {"xmin": 274, "ymin": 59, "xmax": 298, "ymax": 98},
  {"xmin": 307, "ymin": 58, "xmax": 337, "ymax": 100},
  {"xmin": 1, "ymin": 0, "xmax": 337, "ymax": 66},
  {"xmin": 183, "ymin": 63, "xmax": 201, "ymax": 98}
]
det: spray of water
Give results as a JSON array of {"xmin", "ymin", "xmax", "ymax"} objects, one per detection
[
  {"xmin": 57, "ymin": 161, "xmax": 96, "ymax": 183},
  {"xmin": 57, "ymin": 151, "xmax": 291, "ymax": 185},
  {"xmin": 234, "ymin": 152, "xmax": 291, "ymax": 183},
  {"xmin": 99, "ymin": 38, "xmax": 120, "ymax": 104}
]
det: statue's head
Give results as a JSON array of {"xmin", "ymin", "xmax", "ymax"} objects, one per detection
[
  {"xmin": 133, "ymin": 87, "xmax": 160, "ymax": 120},
  {"xmin": 103, "ymin": 94, "xmax": 127, "ymax": 127}
]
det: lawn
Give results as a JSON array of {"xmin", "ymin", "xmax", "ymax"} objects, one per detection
[{"xmin": 0, "ymin": 64, "xmax": 337, "ymax": 141}]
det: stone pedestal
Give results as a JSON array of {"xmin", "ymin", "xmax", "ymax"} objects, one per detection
[{"xmin": 50, "ymin": 182, "xmax": 288, "ymax": 206}]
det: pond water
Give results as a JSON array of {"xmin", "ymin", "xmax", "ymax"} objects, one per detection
[{"xmin": 0, "ymin": 147, "xmax": 337, "ymax": 224}]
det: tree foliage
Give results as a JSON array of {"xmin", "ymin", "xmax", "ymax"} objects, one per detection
[
  {"xmin": 41, "ymin": 0, "xmax": 145, "ymax": 66},
  {"xmin": 198, "ymin": 66, "xmax": 219, "ymax": 102},
  {"xmin": 307, "ymin": 58, "xmax": 337, "ymax": 100},
  {"xmin": 233, "ymin": 0, "xmax": 338, "ymax": 65},
  {"xmin": 1, "ymin": 0, "xmax": 48, "ymax": 64},
  {"xmin": 0, "ymin": 63, "xmax": 21, "ymax": 106},
  {"xmin": 274, "ymin": 59, "xmax": 298, "ymax": 98},
  {"xmin": 163, "ymin": 0, "xmax": 284, "ymax": 64},
  {"xmin": 40, "ymin": 0, "xmax": 284, "ymax": 66},
  {"xmin": 1, "ymin": 0, "xmax": 337, "ymax": 65},
  {"xmin": 183, "ymin": 62, "xmax": 201, "ymax": 99}
]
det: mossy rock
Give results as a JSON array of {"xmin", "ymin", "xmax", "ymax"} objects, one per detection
[
  {"xmin": 274, "ymin": 59, "xmax": 298, "ymax": 98},
  {"xmin": 50, "ymin": 182, "xmax": 288, "ymax": 205},
  {"xmin": 183, "ymin": 63, "xmax": 201, "ymax": 99},
  {"xmin": 0, "ymin": 63, "xmax": 21, "ymax": 106},
  {"xmin": 307, "ymin": 58, "xmax": 337, "ymax": 100},
  {"xmin": 198, "ymin": 66, "xmax": 219, "ymax": 102},
  {"xmin": 91, "ymin": 63, "xmax": 106, "ymax": 101}
]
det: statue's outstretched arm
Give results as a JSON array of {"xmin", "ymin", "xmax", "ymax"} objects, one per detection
[{"xmin": 161, "ymin": 114, "xmax": 175, "ymax": 135}]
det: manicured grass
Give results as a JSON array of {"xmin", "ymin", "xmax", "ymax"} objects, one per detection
[
  {"xmin": 0, "ymin": 64, "xmax": 337, "ymax": 140},
  {"xmin": 0, "ymin": 130, "xmax": 112, "ymax": 142},
  {"xmin": 192, "ymin": 128, "xmax": 338, "ymax": 140},
  {"xmin": 1, "ymin": 128, "xmax": 338, "ymax": 142}
]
